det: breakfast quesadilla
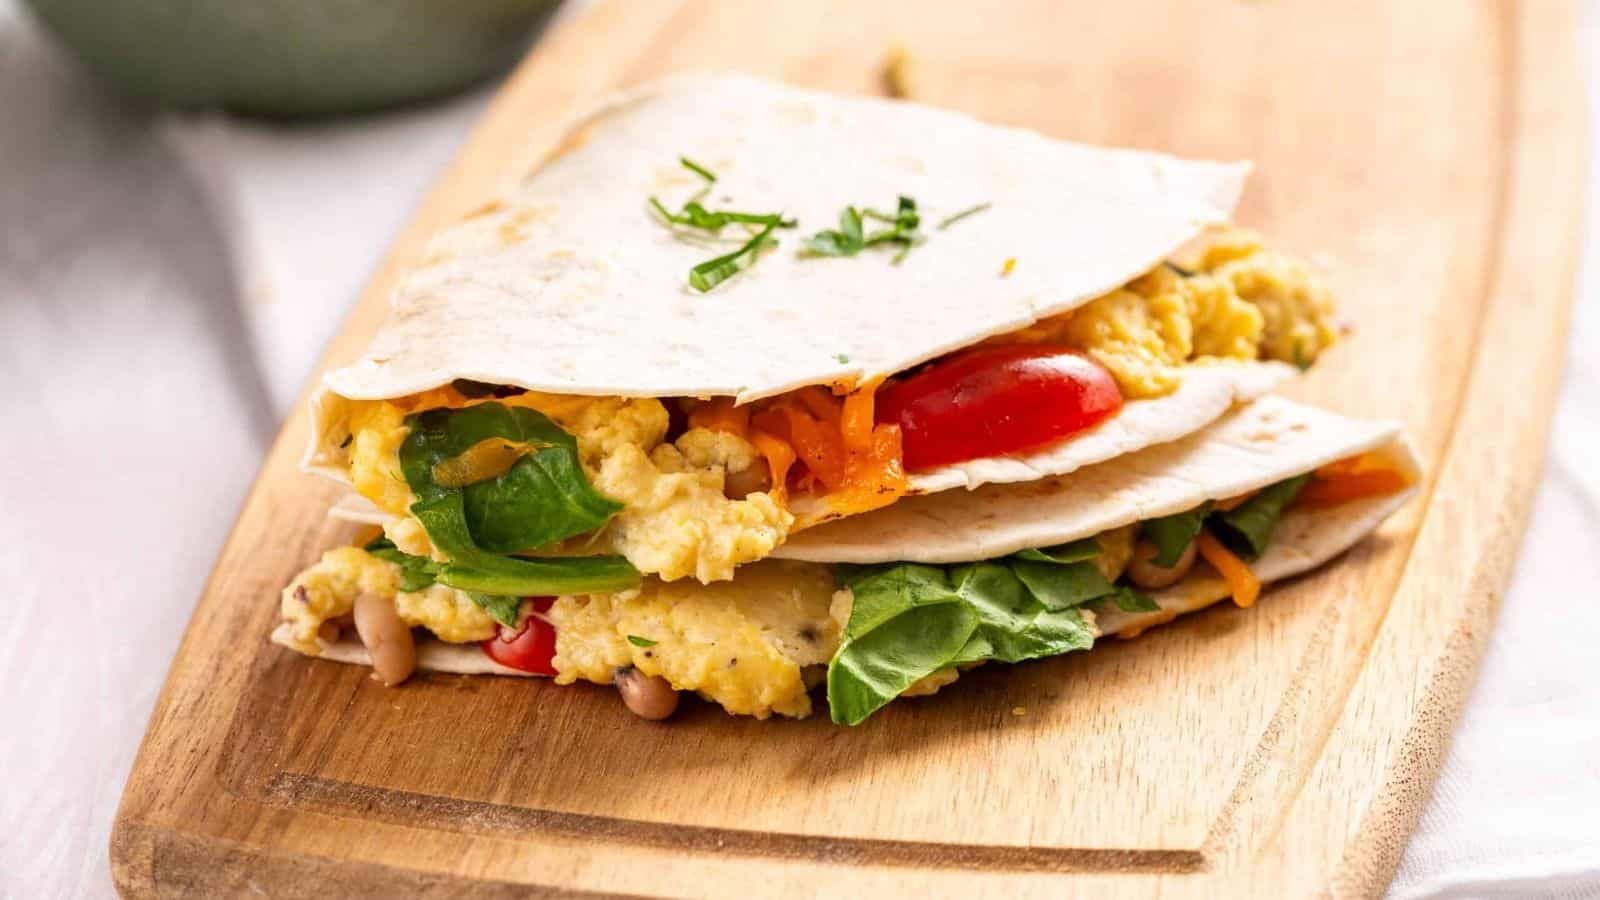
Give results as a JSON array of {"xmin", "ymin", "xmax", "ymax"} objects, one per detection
[
  {"xmin": 276, "ymin": 396, "xmax": 1419, "ymax": 723},
  {"xmin": 298, "ymin": 73, "xmax": 1339, "ymax": 616},
  {"xmin": 276, "ymin": 73, "xmax": 1369, "ymax": 722}
]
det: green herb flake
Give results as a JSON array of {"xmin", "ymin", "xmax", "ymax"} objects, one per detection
[
  {"xmin": 833, "ymin": 353, "xmax": 851, "ymax": 364},
  {"xmin": 647, "ymin": 156, "xmax": 796, "ymax": 291},
  {"xmin": 1164, "ymin": 260, "xmax": 1196, "ymax": 278},
  {"xmin": 688, "ymin": 221, "xmax": 781, "ymax": 292},
  {"xmin": 627, "ymin": 635, "xmax": 659, "ymax": 648},
  {"xmin": 1292, "ymin": 341, "xmax": 1313, "ymax": 371},
  {"xmin": 679, "ymin": 156, "xmax": 717, "ymax": 183},
  {"xmin": 804, "ymin": 195, "xmax": 924, "ymax": 263},
  {"xmin": 936, "ymin": 201, "xmax": 991, "ymax": 230}
]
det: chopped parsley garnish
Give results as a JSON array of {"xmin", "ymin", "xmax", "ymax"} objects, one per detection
[
  {"xmin": 833, "ymin": 353, "xmax": 851, "ymax": 364},
  {"xmin": 688, "ymin": 221, "xmax": 782, "ymax": 292},
  {"xmin": 679, "ymin": 156, "xmax": 717, "ymax": 184},
  {"xmin": 627, "ymin": 635, "xmax": 659, "ymax": 648},
  {"xmin": 649, "ymin": 198, "xmax": 793, "ymax": 232},
  {"xmin": 936, "ymin": 201, "xmax": 991, "ymax": 229},
  {"xmin": 803, "ymin": 195, "xmax": 923, "ymax": 264},
  {"xmin": 648, "ymin": 156, "xmax": 796, "ymax": 292},
  {"xmin": 649, "ymin": 155, "xmax": 793, "ymax": 291}
]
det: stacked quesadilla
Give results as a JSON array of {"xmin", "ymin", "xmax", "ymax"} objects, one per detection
[{"xmin": 274, "ymin": 74, "xmax": 1417, "ymax": 723}]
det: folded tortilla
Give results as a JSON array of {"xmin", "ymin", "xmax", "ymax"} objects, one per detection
[
  {"xmin": 276, "ymin": 397, "xmax": 1419, "ymax": 721},
  {"xmin": 301, "ymin": 73, "xmax": 1324, "ymax": 551}
]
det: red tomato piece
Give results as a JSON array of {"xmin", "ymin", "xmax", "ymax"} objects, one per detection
[
  {"xmin": 875, "ymin": 345, "xmax": 1123, "ymax": 471},
  {"xmin": 480, "ymin": 597, "xmax": 557, "ymax": 675}
]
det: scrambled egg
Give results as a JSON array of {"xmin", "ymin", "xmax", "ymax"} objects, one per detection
[
  {"xmin": 1001, "ymin": 227, "xmax": 1338, "ymax": 398},
  {"xmin": 1198, "ymin": 228, "xmax": 1340, "ymax": 364},
  {"xmin": 280, "ymin": 546, "xmax": 498, "ymax": 653},
  {"xmin": 342, "ymin": 390, "xmax": 792, "ymax": 583},
  {"xmin": 549, "ymin": 560, "xmax": 843, "ymax": 718}
]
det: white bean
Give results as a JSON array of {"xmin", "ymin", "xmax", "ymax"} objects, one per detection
[
  {"xmin": 353, "ymin": 592, "xmax": 416, "ymax": 686},
  {"xmin": 615, "ymin": 667, "xmax": 679, "ymax": 720}
]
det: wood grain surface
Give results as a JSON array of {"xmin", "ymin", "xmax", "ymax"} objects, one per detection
[{"xmin": 110, "ymin": 1, "xmax": 1586, "ymax": 897}]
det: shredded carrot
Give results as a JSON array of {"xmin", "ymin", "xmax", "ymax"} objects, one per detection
[
  {"xmin": 1195, "ymin": 532, "xmax": 1260, "ymax": 609},
  {"xmin": 1295, "ymin": 451, "xmax": 1412, "ymax": 508},
  {"xmin": 1214, "ymin": 490, "xmax": 1257, "ymax": 512}
]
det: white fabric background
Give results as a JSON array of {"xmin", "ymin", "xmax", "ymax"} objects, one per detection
[{"xmin": 0, "ymin": 2, "xmax": 1594, "ymax": 897}]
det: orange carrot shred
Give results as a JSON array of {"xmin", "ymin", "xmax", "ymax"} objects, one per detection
[{"xmin": 1196, "ymin": 532, "xmax": 1260, "ymax": 609}]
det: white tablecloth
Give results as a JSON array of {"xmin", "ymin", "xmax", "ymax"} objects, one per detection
[{"xmin": 1, "ymin": 3, "xmax": 1595, "ymax": 897}]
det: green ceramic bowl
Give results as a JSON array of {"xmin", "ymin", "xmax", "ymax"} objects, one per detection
[{"xmin": 23, "ymin": 0, "xmax": 563, "ymax": 117}]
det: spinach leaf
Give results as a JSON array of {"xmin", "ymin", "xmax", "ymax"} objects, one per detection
[
  {"xmin": 466, "ymin": 592, "xmax": 523, "ymax": 628},
  {"xmin": 361, "ymin": 531, "xmax": 601, "ymax": 624},
  {"xmin": 1141, "ymin": 502, "xmax": 1212, "ymax": 567},
  {"xmin": 364, "ymin": 536, "xmax": 440, "ymax": 592},
  {"xmin": 1012, "ymin": 538, "xmax": 1101, "ymax": 564},
  {"xmin": 827, "ymin": 564, "xmax": 983, "ymax": 726},
  {"xmin": 409, "ymin": 492, "xmax": 640, "ymax": 597},
  {"xmin": 396, "ymin": 403, "xmax": 640, "ymax": 599},
  {"xmin": 401, "ymin": 403, "xmax": 623, "ymax": 554},
  {"xmin": 1007, "ymin": 558, "xmax": 1113, "ymax": 610},
  {"xmin": 1106, "ymin": 585, "xmax": 1160, "ymax": 613},
  {"xmin": 949, "ymin": 562, "xmax": 1095, "ymax": 664},
  {"xmin": 1208, "ymin": 474, "xmax": 1311, "ymax": 559},
  {"xmin": 827, "ymin": 548, "xmax": 1111, "ymax": 725}
]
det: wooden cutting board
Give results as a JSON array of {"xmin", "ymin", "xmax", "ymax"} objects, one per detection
[{"xmin": 110, "ymin": 1, "xmax": 1585, "ymax": 896}]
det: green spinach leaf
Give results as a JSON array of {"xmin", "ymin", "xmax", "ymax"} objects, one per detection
[
  {"xmin": 396, "ymin": 403, "xmax": 640, "ymax": 599},
  {"xmin": 408, "ymin": 492, "xmax": 639, "ymax": 597},
  {"xmin": 363, "ymin": 531, "xmax": 601, "ymax": 624},
  {"xmin": 1106, "ymin": 585, "xmax": 1160, "ymax": 613},
  {"xmin": 364, "ymin": 536, "xmax": 440, "ymax": 592},
  {"xmin": 1208, "ymin": 474, "xmax": 1311, "ymax": 559},
  {"xmin": 827, "ymin": 547, "xmax": 1111, "ymax": 725},
  {"xmin": 1141, "ymin": 502, "xmax": 1212, "ymax": 567},
  {"xmin": 401, "ymin": 402, "xmax": 622, "ymax": 553},
  {"xmin": 466, "ymin": 592, "xmax": 523, "ymax": 628},
  {"xmin": 1012, "ymin": 538, "xmax": 1101, "ymax": 564}
]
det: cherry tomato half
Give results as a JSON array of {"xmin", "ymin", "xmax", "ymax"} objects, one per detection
[
  {"xmin": 481, "ymin": 597, "xmax": 557, "ymax": 675},
  {"xmin": 875, "ymin": 345, "xmax": 1122, "ymax": 471}
]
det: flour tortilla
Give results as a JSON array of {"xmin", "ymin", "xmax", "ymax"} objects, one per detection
[
  {"xmin": 281, "ymin": 396, "xmax": 1419, "ymax": 678},
  {"xmin": 272, "ymin": 483, "xmax": 1412, "ymax": 677},
  {"xmin": 304, "ymin": 72, "xmax": 1267, "ymax": 493},
  {"xmin": 775, "ymin": 395, "xmax": 1421, "ymax": 563}
]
